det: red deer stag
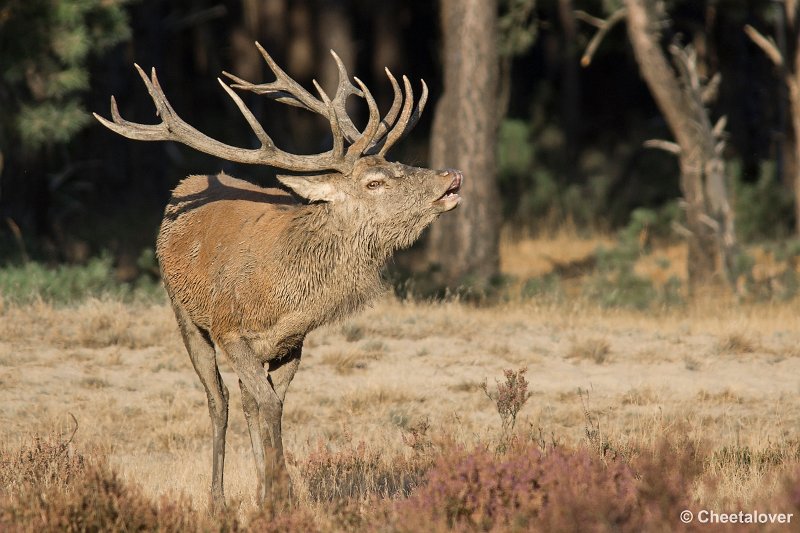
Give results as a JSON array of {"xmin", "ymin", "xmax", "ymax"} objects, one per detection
[{"xmin": 94, "ymin": 43, "xmax": 462, "ymax": 508}]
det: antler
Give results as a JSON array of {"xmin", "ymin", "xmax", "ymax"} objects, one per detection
[
  {"xmin": 94, "ymin": 42, "xmax": 428, "ymax": 174},
  {"xmin": 224, "ymin": 43, "xmax": 428, "ymax": 160}
]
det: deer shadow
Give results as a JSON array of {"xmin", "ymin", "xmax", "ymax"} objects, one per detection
[{"xmin": 163, "ymin": 174, "xmax": 298, "ymax": 221}]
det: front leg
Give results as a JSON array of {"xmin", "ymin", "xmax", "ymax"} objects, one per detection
[
  {"xmin": 238, "ymin": 346, "xmax": 301, "ymax": 501},
  {"xmin": 220, "ymin": 334, "xmax": 301, "ymax": 503}
]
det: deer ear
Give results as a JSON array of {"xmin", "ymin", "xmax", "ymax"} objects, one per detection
[{"xmin": 277, "ymin": 174, "xmax": 346, "ymax": 203}]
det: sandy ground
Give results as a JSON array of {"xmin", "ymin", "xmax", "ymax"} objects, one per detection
[{"xmin": 1, "ymin": 290, "xmax": 799, "ymax": 509}]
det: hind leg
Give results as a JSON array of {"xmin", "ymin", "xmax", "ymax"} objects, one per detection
[{"xmin": 172, "ymin": 304, "xmax": 229, "ymax": 510}]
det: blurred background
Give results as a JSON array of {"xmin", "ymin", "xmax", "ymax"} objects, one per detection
[{"xmin": 0, "ymin": 0, "xmax": 797, "ymax": 305}]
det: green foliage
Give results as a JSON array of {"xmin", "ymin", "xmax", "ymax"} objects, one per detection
[
  {"xmin": 17, "ymin": 101, "xmax": 92, "ymax": 147},
  {"xmin": 522, "ymin": 272, "xmax": 563, "ymax": 301},
  {"xmin": 619, "ymin": 201, "xmax": 682, "ymax": 250},
  {"xmin": 732, "ymin": 160, "xmax": 795, "ymax": 242},
  {"xmin": 0, "ymin": 0, "xmax": 131, "ymax": 151},
  {"xmin": 584, "ymin": 208, "xmax": 685, "ymax": 310},
  {"xmin": 0, "ymin": 255, "xmax": 162, "ymax": 305},
  {"xmin": 602, "ymin": 0, "xmax": 625, "ymax": 13},
  {"xmin": 498, "ymin": 119, "xmax": 533, "ymax": 176},
  {"xmin": 499, "ymin": 0, "xmax": 538, "ymax": 57},
  {"xmin": 497, "ymin": 118, "xmax": 614, "ymax": 228},
  {"xmin": 584, "ymin": 245, "xmax": 657, "ymax": 310}
]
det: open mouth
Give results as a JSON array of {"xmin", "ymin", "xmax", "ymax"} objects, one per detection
[{"xmin": 435, "ymin": 171, "xmax": 463, "ymax": 203}]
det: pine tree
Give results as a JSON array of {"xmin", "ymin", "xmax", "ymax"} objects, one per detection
[{"xmin": 0, "ymin": 0, "xmax": 131, "ymax": 153}]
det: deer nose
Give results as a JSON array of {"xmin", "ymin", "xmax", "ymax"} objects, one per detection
[{"xmin": 439, "ymin": 168, "xmax": 463, "ymax": 188}]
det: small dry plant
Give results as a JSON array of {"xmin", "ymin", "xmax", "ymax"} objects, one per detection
[
  {"xmin": 580, "ymin": 389, "xmax": 622, "ymax": 460},
  {"xmin": 481, "ymin": 368, "xmax": 532, "ymax": 451},
  {"xmin": 401, "ymin": 418, "xmax": 433, "ymax": 453}
]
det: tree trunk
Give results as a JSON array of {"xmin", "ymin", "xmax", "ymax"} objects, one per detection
[
  {"xmin": 316, "ymin": 0, "xmax": 355, "ymax": 99},
  {"xmin": 426, "ymin": 0, "xmax": 501, "ymax": 290},
  {"xmin": 372, "ymin": 1, "xmax": 405, "ymax": 111},
  {"xmin": 625, "ymin": 0, "xmax": 736, "ymax": 292},
  {"xmin": 791, "ymin": 21, "xmax": 800, "ymax": 235},
  {"xmin": 558, "ymin": 0, "xmax": 581, "ymax": 183}
]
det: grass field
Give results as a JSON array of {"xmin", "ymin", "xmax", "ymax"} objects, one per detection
[{"xmin": 2, "ymin": 234, "xmax": 800, "ymax": 530}]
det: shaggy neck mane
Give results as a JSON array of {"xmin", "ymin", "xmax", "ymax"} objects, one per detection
[{"xmin": 274, "ymin": 202, "xmax": 391, "ymax": 313}]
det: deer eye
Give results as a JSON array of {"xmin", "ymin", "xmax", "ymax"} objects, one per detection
[{"xmin": 366, "ymin": 180, "xmax": 383, "ymax": 190}]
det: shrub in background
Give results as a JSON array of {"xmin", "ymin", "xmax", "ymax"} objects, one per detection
[{"xmin": 0, "ymin": 253, "xmax": 161, "ymax": 305}]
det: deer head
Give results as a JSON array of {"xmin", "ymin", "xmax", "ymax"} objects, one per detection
[{"xmin": 94, "ymin": 43, "xmax": 462, "ymax": 253}]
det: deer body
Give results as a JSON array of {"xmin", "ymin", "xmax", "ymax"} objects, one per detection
[
  {"xmin": 96, "ymin": 44, "xmax": 461, "ymax": 509},
  {"xmin": 158, "ymin": 173, "xmax": 379, "ymax": 338}
]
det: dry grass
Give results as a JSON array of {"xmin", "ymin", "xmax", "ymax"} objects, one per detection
[
  {"xmin": 499, "ymin": 226, "xmax": 612, "ymax": 279},
  {"xmin": 565, "ymin": 338, "xmax": 612, "ymax": 364},
  {"xmin": 1, "ymin": 294, "xmax": 798, "ymax": 511},
  {"xmin": 2, "ymin": 235, "xmax": 800, "ymax": 528},
  {"xmin": 716, "ymin": 332, "xmax": 760, "ymax": 355},
  {"xmin": 320, "ymin": 351, "xmax": 371, "ymax": 375}
]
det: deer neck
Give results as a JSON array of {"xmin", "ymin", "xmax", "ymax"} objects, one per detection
[{"xmin": 283, "ymin": 202, "xmax": 388, "ymax": 281}]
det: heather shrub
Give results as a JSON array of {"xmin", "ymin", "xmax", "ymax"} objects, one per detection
[
  {"xmin": 298, "ymin": 439, "xmax": 431, "ymax": 503},
  {"xmin": 0, "ymin": 433, "xmax": 206, "ymax": 531},
  {"xmin": 0, "ymin": 432, "xmax": 86, "ymax": 499},
  {"xmin": 631, "ymin": 437, "xmax": 704, "ymax": 527},
  {"xmin": 387, "ymin": 437, "xmax": 707, "ymax": 532},
  {"xmin": 0, "ymin": 432, "xmax": 318, "ymax": 532},
  {"xmin": 392, "ymin": 443, "xmax": 640, "ymax": 532},
  {"xmin": 768, "ymin": 465, "xmax": 800, "ymax": 522}
]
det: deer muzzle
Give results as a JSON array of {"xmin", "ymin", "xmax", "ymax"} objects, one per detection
[{"xmin": 433, "ymin": 169, "xmax": 463, "ymax": 211}]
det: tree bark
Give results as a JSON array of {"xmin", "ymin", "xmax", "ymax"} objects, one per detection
[
  {"xmin": 625, "ymin": 0, "xmax": 735, "ymax": 292},
  {"xmin": 744, "ymin": 2, "xmax": 800, "ymax": 233},
  {"xmin": 791, "ymin": 8, "xmax": 800, "ymax": 236},
  {"xmin": 316, "ymin": 0, "xmax": 355, "ymax": 99},
  {"xmin": 558, "ymin": 0, "xmax": 581, "ymax": 183},
  {"xmin": 426, "ymin": 0, "xmax": 501, "ymax": 290}
]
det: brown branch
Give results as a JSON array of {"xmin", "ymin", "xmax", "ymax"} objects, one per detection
[
  {"xmin": 575, "ymin": 10, "xmax": 605, "ymax": 28},
  {"xmin": 65, "ymin": 413, "xmax": 79, "ymax": 447},
  {"xmin": 579, "ymin": 8, "xmax": 628, "ymax": 67},
  {"xmin": 787, "ymin": 0, "xmax": 798, "ymax": 30},
  {"xmin": 712, "ymin": 116, "xmax": 728, "ymax": 138},
  {"xmin": 5, "ymin": 217, "xmax": 28, "ymax": 263},
  {"xmin": 744, "ymin": 24, "xmax": 784, "ymax": 69},
  {"xmin": 643, "ymin": 139, "xmax": 682, "ymax": 155},
  {"xmin": 671, "ymin": 221, "xmax": 693, "ymax": 239}
]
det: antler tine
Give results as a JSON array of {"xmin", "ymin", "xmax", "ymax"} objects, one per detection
[
  {"xmin": 222, "ymin": 42, "xmax": 327, "ymax": 115},
  {"xmin": 328, "ymin": 49, "xmax": 365, "ymax": 143},
  {"xmin": 377, "ymin": 78, "xmax": 428, "ymax": 157},
  {"xmin": 375, "ymin": 76, "xmax": 413, "ymax": 156},
  {"xmin": 217, "ymin": 78, "xmax": 274, "ymax": 148},
  {"xmin": 147, "ymin": 66, "xmax": 178, "ymax": 118},
  {"xmin": 406, "ymin": 79, "xmax": 428, "ymax": 135},
  {"xmin": 370, "ymin": 68, "xmax": 403, "ymax": 146},
  {"xmin": 313, "ymin": 79, "xmax": 345, "ymax": 160},
  {"xmin": 92, "ymin": 65, "xmax": 176, "ymax": 141},
  {"xmin": 346, "ymin": 77, "xmax": 382, "ymax": 158}
]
